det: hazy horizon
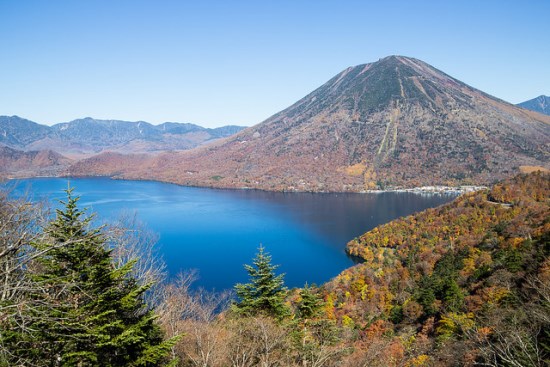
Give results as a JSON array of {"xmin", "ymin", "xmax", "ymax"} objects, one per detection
[{"xmin": 1, "ymin": 114, "xmax": 251, "ymax": 128}]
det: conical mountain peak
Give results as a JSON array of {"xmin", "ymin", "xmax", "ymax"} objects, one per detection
[
  {"xmin": 69, "ymin": 56, "xmax": 550, "ymax": 192},
  {"xmin": 264, "ymin": 55, "xmax": 469, "ymax": 125}
]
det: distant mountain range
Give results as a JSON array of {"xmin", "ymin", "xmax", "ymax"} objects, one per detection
[
  {"xmin": 69, "ymin": 55, "xmax": 550, "ymax": 191},
  {"xmin": 0, "ymin": 116, "xmax": 246, "ymax": 156},
  {"xmin": 517, "ymin": 95, "xmax": 550, "ymax": 116}
]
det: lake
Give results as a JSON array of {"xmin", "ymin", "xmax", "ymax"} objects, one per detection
[{"xmin": 5, "ymin": 177, "xmax": 457, "ymax": 291}]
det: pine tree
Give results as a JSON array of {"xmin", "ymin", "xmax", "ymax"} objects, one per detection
[
  {"xmin": 21, "ymin": 188, "xmax": 178, "ymax": 366},
  {"xmin": 233, "ymin": 246, "xmax": 289, "ymax": 318},
  {"xmin": 297, "ymin": 284, "xmax": 324, "ymax": 320}
]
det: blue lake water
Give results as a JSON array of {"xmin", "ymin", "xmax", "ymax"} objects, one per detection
[{"xmin": 5, "ymin": 177, "xmax": 457, "ymax": 291}]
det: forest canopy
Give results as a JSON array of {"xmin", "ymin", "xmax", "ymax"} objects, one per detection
[{"xmin": 1, "ymin": 172, "xmax": 548, "ymax": 366}]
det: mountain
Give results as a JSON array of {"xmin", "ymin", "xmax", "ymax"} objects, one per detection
[
  {"xmin": 517, "ymin": 95, "xmax": 550, "ymax": 115},
  {"xmin": 0, "ymin": 116, "xmax": 246, "ymax": 156},
  {"xmin": 156, "ymin": 121, "xmax": 206, "ymax": 135},
  {"xmin": 209, "ymin": 125, "xmax": 247, "ymax": 138},
  {"xmin": 0, "ymin": 116, "xmax": 55, "ymax": 147},
  {"xmin": 0, "ymin": 146, "xmax": 72, "ymax": 178},
  {"xmin": 70, "ymin": 56, "xmax": 550, "ymax": 191},
  {"xmin": 51, "ymin": 117, "xmax": 162, "ymax": 147}
]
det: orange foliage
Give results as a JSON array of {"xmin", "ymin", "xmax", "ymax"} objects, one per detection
[{"xmin": 324, "ymin": 173, "xmax": 549, "ymax": 365}]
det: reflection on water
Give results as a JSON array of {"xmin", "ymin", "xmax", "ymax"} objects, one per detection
[{"xmin": 6, "ymin": 177, "xmax": 457, "ymax": 291}]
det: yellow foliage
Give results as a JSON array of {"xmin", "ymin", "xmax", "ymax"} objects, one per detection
[
  {"xmin": 362, "ymin": 247, "xmax": 375, "ymax": 263},
  {"xmin": 436, "ymin": 312, "xmax": 475, "ymax": 339},
  {"xmin": 363, "ymin": 167, "xmax": 378, "ymax": 190},
  {"xmin": 461, "ymin": 248, "xmax": 493, "ymax": 278},
  {"xmin": 342, "ymin": 315, "xmax": 355, "ymax": 328},
  {"xmin": 400, "ymin": 334, "xmax": 416, "ymax": 351},
  {"xmin": 350, "ymin": 278, "xmax": 366, "ymax": 294},
  {"xmin": 360, "ymin": 284, "xmax": 369, "ymax": 301},
  {"xmin": 461, "ymin": 257, "xmax": 476, "ymax": 276},
  {"xmin": 509, "ymin": 237, "xmax": 524, "ymax": 248},
  {"xmin": 486, "ymin": 286, "xmax": 510, "ymax": 306},
  {"xmin": 336, "ymin": 273, "xmax": 351, "ymax": 285},
  {"xmin": 409, "ymin": 354, "xmax": 430, "ymax": 366},
  {"xmin": 345, "ymin": 162, "xmax": 366, "ymax": 176},
  {"xmin": 324, "ymin": 294, "xmax": 335, "ymax": 320}
]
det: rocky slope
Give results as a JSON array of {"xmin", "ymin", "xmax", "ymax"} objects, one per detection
[
  {"xmin": 70, "ymin": 56, "xmax": 550, "ymax": 191},
  {"xmin": 517, "ymin": 95, "xmax": 550, "ymax": 116}
]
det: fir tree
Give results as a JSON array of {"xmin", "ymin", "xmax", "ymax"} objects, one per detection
[
  {"xmin": 233, "ymin": 246, "xmax": 289, "ymax": 318},
  {"xmin": 296, "ymin": 284, "xmax": 324, "ymax": 320},
  {"xmin": 21, "ymin": 188, "xmax": 178, "ymax": 366}
]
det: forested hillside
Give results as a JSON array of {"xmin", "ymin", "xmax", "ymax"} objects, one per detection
[
  {"xmin": 329, "ymin": 171, "xmax": 550, "ymax": 365},
  {"xmin": 1, "ymin": 172, "xmax": 548, "ymax": 366}
]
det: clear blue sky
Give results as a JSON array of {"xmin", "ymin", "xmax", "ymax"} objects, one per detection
[{"xmin": 1, "ymin": 0, "xmax": 548, "ymax": 127}]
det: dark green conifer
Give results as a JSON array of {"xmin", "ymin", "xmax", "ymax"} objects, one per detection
[
  {"xmin": 297, "ymin": 284, "xmax": 324, "ymax": 320},
  {"xmin": 25, "ymin": 188, "xmax": 178, "ymax": 366},
  {"xmin": 233, "ymin": 246, "xmax": 289, "ymax": 318}
]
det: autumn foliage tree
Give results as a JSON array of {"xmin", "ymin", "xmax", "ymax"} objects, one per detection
[
  {"xmin": 327, "ymin": 172, "xmax": 550, "ymax": 365},
  {"xmin": 2, "ymin": 172, "xmax": 548, "ymax": 367}
]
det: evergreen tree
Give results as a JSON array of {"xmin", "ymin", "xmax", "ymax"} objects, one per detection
[
  {"xmin": 297, "ymin": 284, "xmax": 324, "ymax": 320},
  {"xmin": 233, "ymin": 246, "xmax": 289, "ymax": 318},
  {"xmin": 21, "ymin": 188, "xmax": 178, "ymax": 366},
  {"xmin": 292, "ymin": 284, "xmax": 344, "ymax": 367}
]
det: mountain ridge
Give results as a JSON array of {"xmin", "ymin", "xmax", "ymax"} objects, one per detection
[{"xmin": 0, "ymin": 115, "xmax": 247, "ymax": 155}]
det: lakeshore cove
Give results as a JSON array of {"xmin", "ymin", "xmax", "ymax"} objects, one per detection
[{"xmin": 5, "ymin": 177, "xmax": 458, "ymax": 291}]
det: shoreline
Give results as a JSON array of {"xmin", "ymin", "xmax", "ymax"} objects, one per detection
[
  {"xmin": 4, "ymin": 174, "xmax": 487, "ymax": 195},
  {"xmin": 363, "ymin": 185, "xmax": 487, "ymax": 195}
]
